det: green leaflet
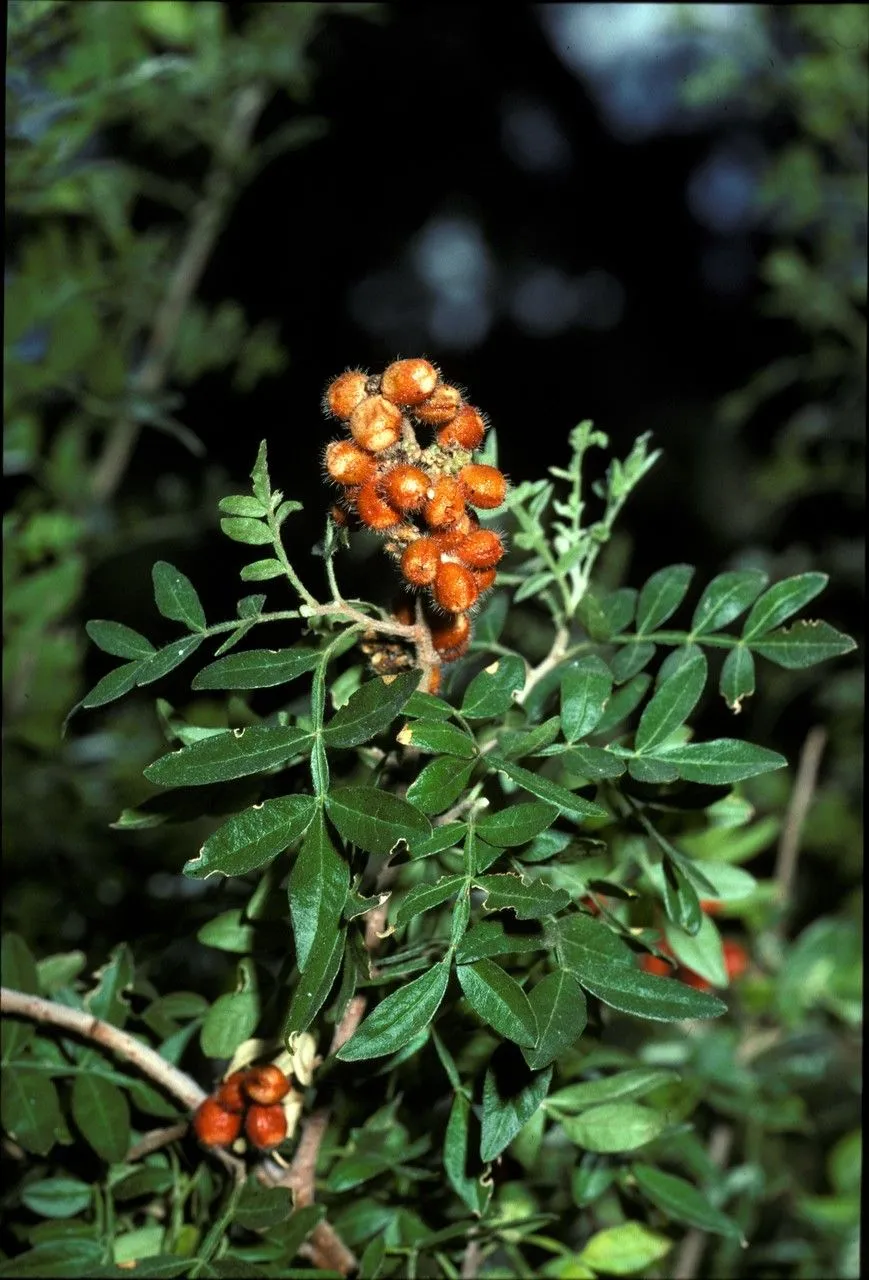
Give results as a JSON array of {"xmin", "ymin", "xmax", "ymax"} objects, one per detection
[
  {"xmin": 457, "ymin": 958, "xmax": 539, "ymax": 1047},
  {"xmin": 152, "ymin": 560, "xmax": 206, "ymax": 631},
  {"xmin": 288, "ymin": 811, "xmax": 349, "ymax": 972},
  {"xmin": 336, "ymin": 960, "xmax": 450, "ymax": 1062},
  {"xmin": 184, "ymin": 794, "xmax": 317, "ymax": 878},
  {"xmin": 522, "ymin": 971, "xmax": 588, "ymax": 1071},
  {"xmin": 192, "ymin": 647, "xmax": 320, "ymax": 690},
  {"xmin": 560, "ymin": 1102, "xmax": 665, "ymax": 1153},
  {"xmin": 322, "ymin": 670, "xmax": 420, "ymax": 748},
  {"xmin": 325, "ymin": 787, "xmax": 432, "ymax": 855},
  {"xmin": 144, "ymin": 726, "xmax": 311, "ymax": 787},
  {"xmin": 480, "ymin": 1061, "xmax": 552, "ymax": 1163}
]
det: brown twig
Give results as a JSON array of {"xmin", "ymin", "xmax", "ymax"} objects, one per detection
[
  {"xmin": 672, "ymin": 1124, "xmax": 735, "ymax": 1280},
  {"xmin": 260, "ymin": 1110, "xmax": 358, "ymax": 1275},
  {"xmin": 126, "ymin": 1123, "xmax": 190, "ymax": 1162},
  {"xmin": 328, "ymin": 995, "xmax": 368, "ymax": 1058},
  {"xmin": 90, "ymin": 83, "xmax": 267, "ymax": 503},
  {"xmin": 773, "ymin": 726, "xmax": 827, "ymax": 925},
  {"xmin": 0, "ymin": 987, "xmax": 206, "ymax": 1110}
]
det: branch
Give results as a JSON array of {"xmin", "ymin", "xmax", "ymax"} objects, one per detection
[
  {"xmin": 90, "ymin": 83, "xmax": 268, "ymax": 502},
  {"xmin": 773, "ymin": 725, "xmax": 827, "ymax": 925},
  {"xmin": 260, "ymin": 1110, "xmax": 358, "ymax": 1276},
  {"xmin": 0, "ymin": 987, "xmax": 206, "ymax": 1110},
  {"xmin": 672, "ymin": 1124, "xmax": 735, "ymax": 1280}
]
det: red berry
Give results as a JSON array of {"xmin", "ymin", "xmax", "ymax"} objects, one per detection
[
  {"xmin": 401, "ymin": 537, "xmax": 441, "ymax": 587},
  {"xmin": 433, "ymin": 560, "xmax": 478, "ymax": 613},
  {"xmin": 243, "ymin": 1064, "xmax": 291, "ymax": 1106},
  {"xmin": 424, "ymin": 476, "xmax": 467, "ymax": 529},
  {"xmin": 324, "ymin": 370, "xmax": 368, "ymax": 420},
  {"xmin": 381, "ymin": 358, "xmax": 439, "ymax": 406},
  {"xmin": 349, "ymin": 395, "xmax": 403, "ymax": 453},
  {"xmin": 324, "ymin": 439, "xmax": 377, "ymax": 486},
  {"xmin": 723, "ymin": 939, "xmax": 749, "ymax": 981},
  {"xmin": 413, "ymin": 383, "xmax": 463, "ymax": 425},
  {"xmin": 245, "ymin": 1103, "xmax": 288, "ymax": 1152},
  {"xmin": 640, "ymin": 953, "xmax": 672, "ymax": 977},
  {"xmin": 193, "ymin": 1097, "xmax": 243, "ymax": 1148},
  {"xmin": 437, "ymin": 405, "xmax": 486, "ymax": 450},
  {"xmin": 681, "ymin": 969, "xmax": 713, "ymax": 992},
  {"xmin": 357, "ymin": 480, "xmax": 402, "ymax": 530},
  {"xmin": 215, "ymin": 1071, "xmax": 248, "ymax": 1115},
  {"xmin": 459, "ymin": 464, "xmax": 507, "ymax": 510},
  {"xmin": 700, "ymin": 899, "xmax": 722, "ymax": 916},
  {"xmin": 380, "ymin": 464, "xmax": 430, "ymax": 512},
  {"xmin": 455, "ymin": 528, "xmax": 504, "ymax": 570}
]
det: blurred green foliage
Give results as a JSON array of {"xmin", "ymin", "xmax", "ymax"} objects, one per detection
[{"xmin": 3, "ymin": 0, "xmax": 365, "ymax": 954}]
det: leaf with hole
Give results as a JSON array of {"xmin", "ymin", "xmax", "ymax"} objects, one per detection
[
  {"xmin": 741, "ymin": 571, "xmax": 829, "ymax": 639},
  {"xmin": 480, "ymin": 1061, "xmax": 552, "ymax": 1162},
  {"xmin": 325, "ymin": 788, "xmax": 432, "ymax": 856},
  {"xmin": 185, "ymin": 795, "xmax": 317, "ymax": 878},
  {"xmin": 749, "ymin": 621, "xmax": 856, "ymax": 669},
  {"xmin": 323, "ymin": 671, "xmax": 419, "ymax": 748},
  {"xmin": 145, "ymin": 725, "xmax": 310, "ymax": 787}
]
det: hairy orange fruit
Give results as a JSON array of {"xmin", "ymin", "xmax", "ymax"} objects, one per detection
[
  {"xmin": 437, "ymin": 405, "xmax": 486, "ymax": 450},
  {"xmin": 429, "ymin": 611, "xmax": 471, "ymax": 656},
  {"xmin": 459, "ymin": 464, "xmax": 507, "ymax": 509},
  {"xmin": 215, "ymin": 1071, "xmax": 248, "ymax": 1115},
  {"xmin": 401, "ymin": 537, "xmax": 440, "ymax": 587},
  {"xmin": 455, "ymin": 528, "xmax": 504, "ymax": 570},
  {"xmin": 357, "ymin": 480, "xmax": 402, "ymax": 530},
  {"xmin": 413, "ymin": 383, "xmax": 463, "ymax": 425},
  {"xmin": 324, "ymin": 439, "xmax": 377, "ymax": 486},
  {"xmin": 324, "ymin": 370, "xmax": 368, "ymax": 420},
  {"xmin": 349, "ymin": 395, "xmax": 403, "ymax": 453},
  {"xmin": 472, "ymin": 567, "xmax": 497, "ymax": 593},
  {"xmin": 433, "ymin": 560, "xmax": 478, "ymax": 613},
  {"xmin": 380, "ymin": 464, "xmax": 430, "ymax": 512},
  {"xmin": 381, "ymin": 358, "xmax": 439, "ymax": 406},
  {"xmin": 244, "ymin": 1103, "xmax": 288, "ymax": 1152},
  {"xmin": 244, "ymin": 1065, "xmax": 291, "ymax": 1106},
  {"xmin": 193, "ymin": 1097, "xmax": 243, "ymax": 1148},
  {"xmin": 424, "ymin": 476, "xmax": 467, "ymax": 529}
]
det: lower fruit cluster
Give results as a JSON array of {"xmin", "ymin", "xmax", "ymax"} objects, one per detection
[
  {"xmin": 192, "ymin": 1063, "xmax": 292, "ymax": 1153},
  {"xmin": 323, "ymin": 358, "xmax": 509, "ymax": 666}
]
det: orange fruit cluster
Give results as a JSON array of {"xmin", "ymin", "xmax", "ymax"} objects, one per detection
[
  {"xmin": 323, "ymin": 359, "xmax": 508, "ymax": 663},
  {"xmin": 192, "ymin": 1063, "xmax": 292, "ymax": 1153}
]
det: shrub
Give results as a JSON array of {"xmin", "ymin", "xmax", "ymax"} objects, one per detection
[{"xmin": 0, "ymin": 359, "xmax": 856, "ymax": 1278}]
